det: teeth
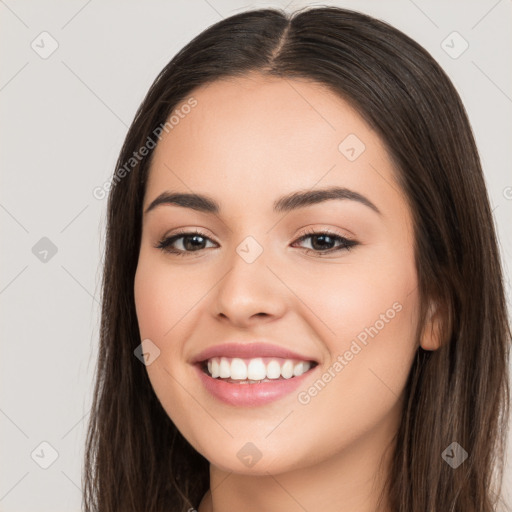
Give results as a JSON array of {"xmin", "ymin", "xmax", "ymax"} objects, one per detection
[
  {"xmin": 210, "ymin": 358, "xmax": 220, "ymax": 378},
  {"xmin": 219, "ymin": 357, "xmax": 231, "ymax": 378},
  {"xmin": 266, "ymin": 360, "xmax": 281, "ymax": 379},
  {"xmin": 294, "ymin": 361, "xmax": 310, "ymax": 376},
  {"xmin": 230, "ymin": 358, "xmax": 247, "ymax": 380},
  {"xmin": 204, "ymin": 357, "xmax": 313, "ymax": 380},
  {"xmin": 281, "ymin": 360, "xmax": 294, "ymax": 379},
  {"xmin": 247, "ymin": 358, "xmax": 267, "ymax": 380}
]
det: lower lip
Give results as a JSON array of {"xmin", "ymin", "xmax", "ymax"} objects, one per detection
[{"xmin": 194, "ymin": 364, "xmax": 316, "ymax": 407}]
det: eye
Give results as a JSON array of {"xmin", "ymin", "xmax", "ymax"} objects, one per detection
[
  {"xmin": 155, "ymin": 229, "xmax": 216, "ymax": 256},
  {"xmin": 155, "ymin": 228, "xmax": 358, "ymax": 257},
  {"xmin": 291, "ymin": 228, "xmax": 358, "ymax": 256}
]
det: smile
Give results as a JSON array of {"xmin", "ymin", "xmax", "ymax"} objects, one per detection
[
  {"xmin": 203, "ymin": 356, "xmax": 316, "ymax": 382},
  {"xmin": 192, "ymin": 342, "xmax": 319, "ymax": 406}
]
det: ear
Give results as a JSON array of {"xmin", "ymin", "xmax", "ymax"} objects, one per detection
[{"xmin": 420, "ymin": 301, "xmax": 443, "ymax": 351}]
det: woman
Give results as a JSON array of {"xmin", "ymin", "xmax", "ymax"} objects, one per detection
[{"xmin": 83, "ymin": 6, "xmax": 511, "ymax": 512}]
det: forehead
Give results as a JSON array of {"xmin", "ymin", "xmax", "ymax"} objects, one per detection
[{"xmin": 145, "ymin": 74, "xmax": 402, "ymax": 215}]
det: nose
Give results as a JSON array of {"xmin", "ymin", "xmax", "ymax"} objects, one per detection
[{"xmin": 212, "ymin": 244, "xmax": 288, "ymax": 328}]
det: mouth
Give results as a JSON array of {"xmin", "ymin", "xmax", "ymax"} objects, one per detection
[
  {"xmin": 191, "ymin": 342, "xmax": 320, "ymax": 406},
  {"xmin": 199, "ymin": 356, "xmax": 318, "ymax": 384}
]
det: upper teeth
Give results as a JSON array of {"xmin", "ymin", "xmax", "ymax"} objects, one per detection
[{"xmin": 206, "ymin": 357, "xmax": 312, "ymax": 380}]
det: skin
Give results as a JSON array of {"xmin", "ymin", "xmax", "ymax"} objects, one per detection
[{"xmin": 134, "ymin": 73, "xmax": 441, "ymax": 512}]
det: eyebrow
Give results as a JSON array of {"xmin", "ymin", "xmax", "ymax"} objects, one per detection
[{"xmin": 144, "ymin": 186, "xmax": 381, "ymax": 216}]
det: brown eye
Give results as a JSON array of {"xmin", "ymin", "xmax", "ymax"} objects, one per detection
[
  {"xmin": 292, "ymin": 230, "xmax": 358, "ymax": 256},
  {"xmin": 155, "ymin": 230, "xmax": 216, "ymax": 256}
]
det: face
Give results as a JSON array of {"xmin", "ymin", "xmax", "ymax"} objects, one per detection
[{"xmin": 134, "ymin": 74, "xmax": 430, "ymax": 475}]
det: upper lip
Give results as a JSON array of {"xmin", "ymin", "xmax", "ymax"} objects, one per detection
[{"xmin": 191, "ymin": 342, "xmax": 318, "ymax": 364}]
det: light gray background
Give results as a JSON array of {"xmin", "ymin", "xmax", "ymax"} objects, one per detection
[{"xmin": 1, "ymin": 0, "xmax": 511, "ymax": 510}]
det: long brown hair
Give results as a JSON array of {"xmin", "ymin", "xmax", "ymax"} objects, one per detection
[{"xmin": 83, "ymin": 6, "xmax": 511, "ymax": 511}]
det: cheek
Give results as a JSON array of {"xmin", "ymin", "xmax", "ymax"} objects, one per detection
[
  {"xmin": 134, "ymin": 254, "xmax": 195, "ymax": 340},
  {"xmin": 290, "ymin": 241, "xmax": 419, "ymax": 360},
  {"xmin": 133, "ymin": 255, "xmax": 205, "ymax": 443},
  {"xmin": 260, "ymin": 282, "xmax": 420, "ymax": 472},
  {"xmin": 133, "ymin": 256, "xmax": 195, "ymax": 394},
  {"xmin": 289, "ymin": 245, "xmax": 419, "ymax": 427}
]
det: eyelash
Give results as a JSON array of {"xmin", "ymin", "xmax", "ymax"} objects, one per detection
[{"xmin": 155, "ymin": 227, "xmax": 358, "ymax": 257}]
